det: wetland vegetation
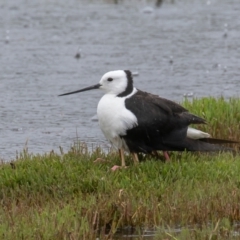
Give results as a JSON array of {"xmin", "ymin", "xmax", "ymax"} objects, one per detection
[{"xmin": 1, "ymin": 98, "xmax": 240, "ymax": 239}]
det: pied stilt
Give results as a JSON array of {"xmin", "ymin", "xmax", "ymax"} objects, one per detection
[{"xmin": 59, "ymin": 70, "xmax": 236, "ymax": 169}]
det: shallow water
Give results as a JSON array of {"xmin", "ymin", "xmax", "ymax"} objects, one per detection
[
  {"xmin": 1, "ymin": 0, "xmax": 240, "ymax": 160},
  {"xmin": 113, "ymin": 222, "xmax": 240, "ymax": 239}
]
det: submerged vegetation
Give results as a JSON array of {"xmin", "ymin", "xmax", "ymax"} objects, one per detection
[{"xmin": 1, "ymin": 98, "xmax": 240, "ymax": 239}]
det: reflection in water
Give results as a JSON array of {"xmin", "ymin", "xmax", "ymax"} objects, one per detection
[{"xmin": 0, "ymin": 0, "xmax": 240, "ymax": 160}]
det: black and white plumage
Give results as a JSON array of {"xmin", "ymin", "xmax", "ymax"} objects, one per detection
[{"xmin": 59, "ymin": 70, "xmax": 235, "ymax": 167}]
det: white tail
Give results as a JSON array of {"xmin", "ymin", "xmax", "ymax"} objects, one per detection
[{"xmin": 187, "ymin": 127, "xmax": 211, "ymax": 139}]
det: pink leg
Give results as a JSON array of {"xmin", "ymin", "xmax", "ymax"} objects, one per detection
[
  {"xmin": 111, "ymin": 149, "xmax": 126, "ymax": 171},
  {"xmin": 93, "ymin": 158, "xmax": 107, "ymax": 163},
  {"xmin": 163, "ymin": 151, "xmax": 170, "ymax": 161}
]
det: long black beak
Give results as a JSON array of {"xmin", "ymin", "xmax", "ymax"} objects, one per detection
[{"xmin": 58, "ymin": 83, "xmax": 101, "ymax": 96}]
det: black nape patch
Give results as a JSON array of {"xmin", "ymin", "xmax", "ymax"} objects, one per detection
[{"xmin": 117, "ymin": 70, "xmax": 134, "ymax": 97}]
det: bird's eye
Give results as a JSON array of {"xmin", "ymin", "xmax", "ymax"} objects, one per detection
[{"xmin": 107, "ymin": 78, "xmax": 113, "ymax": 82}]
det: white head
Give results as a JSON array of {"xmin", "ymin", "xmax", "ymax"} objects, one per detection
[
  {"xmin": 99, "ymin": 70, "xmax": 133, "ymax": 96},
  {"xmin": 59, "ymin": 70, "xmax": 134, "ymax": 97}
]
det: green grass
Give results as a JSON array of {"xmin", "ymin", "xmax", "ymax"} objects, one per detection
[
  {"xmin": 0, "ymin": 98, "xmax": 240, "ymax": 240},
  {"xmin": 183, "ymin": 97, "xmax": 240, "ymax": 141}
]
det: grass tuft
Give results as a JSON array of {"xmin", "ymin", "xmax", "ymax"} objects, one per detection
[{"xmin": 0, "ymin": 98, "xmax": 240, "ymax": 239}]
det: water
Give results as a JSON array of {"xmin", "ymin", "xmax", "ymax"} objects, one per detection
[
  {"xmin": 1, "ymin": 0, "xmax": 240, "ymax": 160},
  {"xmin": 113, "ymin": 222, "xmax": 240, "ymax": 239}
]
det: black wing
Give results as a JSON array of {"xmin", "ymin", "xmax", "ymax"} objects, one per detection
[
  {"xmin": 126, "ymin": 90, "xmax": 206, "ymax": 130},
  {"xmin": 122, "ymin": 90, "xmax": 207, "ymax": 153}
]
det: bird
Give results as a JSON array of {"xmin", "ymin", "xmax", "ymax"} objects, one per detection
[{"xmin": 59, "ymin": 70, "xmax": 237, "ymax": 169}]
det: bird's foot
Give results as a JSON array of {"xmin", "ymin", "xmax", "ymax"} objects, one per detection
[
  {"xmin": 93, "ymin": 158, "xmax": 107, "ymax": 163},
  {"xmin": 111, "ymin": 165, "xmax": 127, "ymax": 171}
]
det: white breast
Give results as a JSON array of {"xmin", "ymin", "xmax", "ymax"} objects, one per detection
[{"xmin": 97, "ymin": 89, "xmax": 138, "ymax": 151}]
